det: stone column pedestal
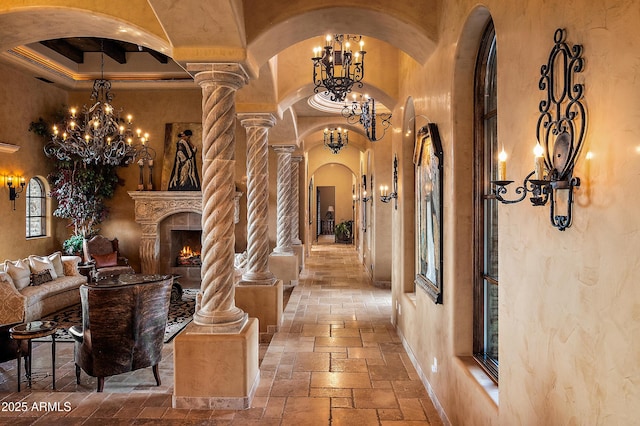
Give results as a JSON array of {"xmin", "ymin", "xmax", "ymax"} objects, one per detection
[
  {"xmin": 173, "ymin": 318, "xmax": 259, "ymax": 410},
  {"xmin": 173, "ymin": 63, "xmax": 258, "ymax": 409}
]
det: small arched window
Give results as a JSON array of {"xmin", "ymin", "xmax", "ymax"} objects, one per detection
[{"xmin": 26, "ymin": 177, "xmax": 47, "ymax": 238}]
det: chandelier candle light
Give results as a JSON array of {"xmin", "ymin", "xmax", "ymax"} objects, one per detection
[
  {"xmin": 46, "ymin": 44, "xmax": 147, "ymax": 167},
  {"xmin": 342, "ymin": 94, "xmax": 392, "ymax": 142},
  {"xmin": 312, "ymin": 34, "xmax": 366, "ymax": 102},
  {"xmin": 324, "ymin": 127, "xmax": 348, "ymax": 154}
]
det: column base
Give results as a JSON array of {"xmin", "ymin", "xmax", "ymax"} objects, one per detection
[
  {"xmin": 268, "ymin": 253, "xmax": 299, "ymax": 285},
  {"xmin": 293, "ymin": 243, "xmax": 305, "ymax": 272},
  {"xmin": 173, "ymin": 318, "xmax": 259, "ymax": 410},
  {"xmin": 236, "ymin": 280, "xmax": 283, "ymax": 337}
]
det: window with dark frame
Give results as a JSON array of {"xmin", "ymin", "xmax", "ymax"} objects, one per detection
[
  {"xmin": 473, "ymin": 20, "xmax": 499, "ymax": 382},
  {"xmin": 26, "ymin": 177, "xmax": 46, "ymax": 238}
]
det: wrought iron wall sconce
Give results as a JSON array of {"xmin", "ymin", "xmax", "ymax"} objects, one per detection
[
  {"xmin": 342, "ymin": 95, "xmax": 392, "ymax": 142},
  {"xmin": 6, "ymin": 175, "xmax": 25, "ymax": 210},
  {"xmin": 380, "ymin": 154, "xmax": 398, "ymax": 209},
  {"xmin": 489, "ymin": 28, "xmax": 585, "ymax": 231},
  {"xmin": 361, "ymin": 190, "xmax": 371, "ymax": 232}
]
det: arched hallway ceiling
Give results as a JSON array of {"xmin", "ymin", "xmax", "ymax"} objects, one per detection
[{"xmin": 0, "ymin": 0, "xmax": 432, "ymax": 156}]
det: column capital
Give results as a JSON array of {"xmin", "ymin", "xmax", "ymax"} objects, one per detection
[
  {"xmin": 238, "ymin": 113, "xmax": 276, "ymax": 129},
  {"xmin": 188, "ymin": 63, "xmax": 249, "ymax": 90},
  {"xmin": 291, "ymin": 155, "xmax": 303, "ymax": 163},
  {"xmin": 271, "ymin": 144, "xmax": 296, "ymax": 154}
]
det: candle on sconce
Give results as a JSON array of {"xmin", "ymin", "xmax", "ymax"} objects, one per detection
[
  {"xmin": 533, "ymin": 141, "xmax": 545, "ymax": 180},
  {"xmin": 498, "ymin": 148, "xmax": 507, "ymax": 181},
  {"xmin": 379, "ymin": 185, "xmax": 386, "ymax": 197},
  {"xmin": 148, "ymin": 159, "xmax": 153, "ymax": 167}
]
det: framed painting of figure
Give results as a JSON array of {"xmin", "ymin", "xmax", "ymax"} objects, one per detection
[
  {"xmin": 414, "ymin": 123, "xmax": 444, "ymax": 304},
  {"xmin": 161, "ymin": 123, "xmax": 203, "ymax": 191}
]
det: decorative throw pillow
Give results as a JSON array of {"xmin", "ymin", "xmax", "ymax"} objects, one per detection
[
  {"xmin": 4, "ymin": 259, "xmax": 31, "ymax": 290},
  {"xmin": 48, "ymin": 251, "xmax": 65, "ymax": 277},
  {"xmin": 30, "ymin": 270, "xmax": 53, "ymax": 286},
  {"xmin": 28, "ymin": 254, "xmax": 58, "ymax": 280},
  {"xmin": 93, "ymin": 251, "xmax": 118, "ymax": 268},
  {"xmin": 0, "ymin": 271, "xmax": 15, "ymax": 288}
]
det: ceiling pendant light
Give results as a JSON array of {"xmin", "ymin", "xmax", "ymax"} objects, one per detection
[
  {"xmin": 312, "ymin": 34, "xmax": 366, "ymax": 102},
  {"xmin": 324, "ymin": 127, "xmax": 349, "ymax": 154},
  {"xmin": 45, "ymin": 41, "xmax": 146, "ymax": 166},
  {"xmin": 342, "ymin": 94, "xmax": 392, "ymax": 142}
]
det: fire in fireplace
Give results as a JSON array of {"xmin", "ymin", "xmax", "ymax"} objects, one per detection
[
  {"xmin": 171, "ymin": 230, "xmax": 202, "ymax": 267},
  {"xmin": 177, "ymin": 245, "xmax": 201, "ymax": 266}
]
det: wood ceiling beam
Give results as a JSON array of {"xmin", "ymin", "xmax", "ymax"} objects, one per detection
[
  {"xmin": 101, "ymin": 39, "xmax": 127, "ymax": 64},
  {"xmin": 40, "ymin": 39, "xmax": 84, "ymax": 64}
]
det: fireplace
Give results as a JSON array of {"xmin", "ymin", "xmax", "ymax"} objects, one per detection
[
  {"xmin": 128, "ymin": 190, "xmax": 241, "ymax": 289},
  {"xmin": 172, "ymin": 230, "xmax": 202, "ymax": 266},
  {"xmin": 159, "ymin": 212, "xmax": 202, "ymax": 288}
]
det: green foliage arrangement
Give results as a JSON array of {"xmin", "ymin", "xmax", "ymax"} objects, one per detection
[{"xmin": 335, "ymin": 220, "xmax": 353, "ymax": 243}]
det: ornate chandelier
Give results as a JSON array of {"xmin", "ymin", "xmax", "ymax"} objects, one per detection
[
  {"xmin": 312, "ymin": 34, "xmax": 366, "ymax": 102},
  {"xmin": 342, "ymin": 94, "xmax": 392, "ymax": 142},
  {"xmin": 46, "ymin": 79, "xmax": 145, "ymax": 166},
  {"xmin": 324, "ymin": 127, "xmax": 349, "ymax": 154},
  {"xmin": 45, "ymin": 48, "xmax": 146, "ymax": 166}
]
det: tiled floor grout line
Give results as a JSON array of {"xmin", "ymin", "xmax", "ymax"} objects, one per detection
[{"xmin": 0, "ymin": 241, "xmax": 442, "ymax": 425}]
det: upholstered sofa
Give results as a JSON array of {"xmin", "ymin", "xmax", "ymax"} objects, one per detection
[{"xmin": 0, "ymin": 252, "xmax": 87, "ymax": 324}]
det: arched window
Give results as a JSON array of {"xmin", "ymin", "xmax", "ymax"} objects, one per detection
[
  {"xmin": 26, "ymin": 177, "xmax": 47, "ymax": 238},
  {"xmin": 473, "ymin": 20, "xmax": 499, "ymax": 382}
]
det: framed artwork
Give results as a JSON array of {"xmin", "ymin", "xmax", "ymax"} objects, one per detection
[
  {"xmin": 161, "ymin": 123, "xmax": 203, "ymax": 191},
  {"xmin": 414, "ymin": 123, "xmax": 444, "ymax": 304}
]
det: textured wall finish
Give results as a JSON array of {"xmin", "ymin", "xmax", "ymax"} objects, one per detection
[
  {"xmin": 239, "ymin": 113, "xmax": 277, "ymax": 285},
  {"xmin": 189, "ymin": 63, "xmax": 248, "ymax": 329}
]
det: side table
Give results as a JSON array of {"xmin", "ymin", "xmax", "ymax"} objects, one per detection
[
  {"xmin": 77, "ymin": 263, "xmax": 96, "ymax": 282},
  {"xmin": 9, "ymin": 321, "xmax": 58, "ymax": 391}
]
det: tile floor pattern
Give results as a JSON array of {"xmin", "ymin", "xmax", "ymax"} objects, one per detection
[{"xmin": 0, "ymin": 240, "xmax": 442, "ymax": 425}]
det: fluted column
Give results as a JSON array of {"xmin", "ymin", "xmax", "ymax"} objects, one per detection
[
  {"xmin": 290, "ymin": 156, "xmax": 302, "ymax": 245},
  {"xmin": 189, "ymin": 63, "xmax": 248, "ymax": 329},
  {"xmin": 272, "ymin": 145, "xmax": 296, "ymax": 254},
  {"xmin": 239, "ymin": 113, "xmax": 277, "ymax": 285}
]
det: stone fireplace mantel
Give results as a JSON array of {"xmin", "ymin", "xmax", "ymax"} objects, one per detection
[
  {"xmin": 129, "ymin": 191, "xmax": 242, "ymax": 275},
  {"xmin": 129, "ymin": 191, "xmax": 203, "ymax": 275}
]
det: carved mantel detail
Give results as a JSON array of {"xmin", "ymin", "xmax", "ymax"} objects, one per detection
[{"xmin": 129, "ymin": 191, "xmax": 202, "ymax": 274}]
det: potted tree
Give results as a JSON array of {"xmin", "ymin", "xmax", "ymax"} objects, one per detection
[{"xmin": 335, "ymin": 220, "xmax": 353, "ymax": 244}]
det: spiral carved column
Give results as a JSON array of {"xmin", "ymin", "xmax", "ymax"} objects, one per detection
[
  {"xmin": 290, "ymin": 156, "xmax": 302, "ymax": 245},
  {"xmin": 189, "ymin": 64, "xmax": 248, "ymax": 329},
  {"xmin": 272, "ymin": 145, "xmax": 295, "ymax": 254},
  {"xmin": 239, "ymin": 113, "xmax": 276, "ymax": 285}
]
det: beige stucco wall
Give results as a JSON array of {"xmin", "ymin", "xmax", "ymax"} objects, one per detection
[
  {"xmin": 392, "ymin": 1, "xmax": 640, "ymax": 425},
  {"xmin": 0, "ymin": 61, "xmax": 67, "ymax": 262}
]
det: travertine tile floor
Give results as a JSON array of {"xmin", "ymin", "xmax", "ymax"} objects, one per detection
[{"xmin": 0, "ymin": 240, "xmax": 442, "ymax": 425}]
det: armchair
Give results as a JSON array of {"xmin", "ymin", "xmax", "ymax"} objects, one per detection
[
  {"xmin": 69, "ymin": 275, "xmax": 173, "ymax": 392},
  {"xmin": 83, "ymin": 235, "xmax": 134, "ymax": 281}
]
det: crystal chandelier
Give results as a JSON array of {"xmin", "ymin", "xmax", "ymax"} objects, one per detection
[
  {"xmin": 312, "ymin": 34, "xmax": 366, "ymax": 102},
  {"xmin": 342, "ymin": 94, "xmax": 392, "ymax": 142},
  {"xmin": 324, "ymin": 127, "xmax": 349, "ymax": 154},
  {"xmin": 45, "ymin": 49, "xmax": 146, "ymax": 166}
]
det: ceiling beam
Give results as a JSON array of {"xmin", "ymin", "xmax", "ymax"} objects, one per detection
[
  {"xmin": 40, "ymin": 39, "xmax": 84, "ymax": 64},
  {"xmin": 101, "ymin": 39, "xmax": 127, "ymax": 64},
  {"xmin": 144, "ymin": 47, "xmax": 169, "ymax": 64}
]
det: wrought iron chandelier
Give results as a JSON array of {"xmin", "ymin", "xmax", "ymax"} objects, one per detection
[
  {"xmin": 312, "ymin": 34, "xmax": 366, "ymax": 102},
  {"xmin": 45, "ymin": 47, "xmax": 146, "ymax": 166},
  {"xmin": 342, "ymin": 94, "xmax": 392, "ymax": 142},
  {"xmin": 324, "ymin": 127, "xmax": 348, "ymax": 154}
]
